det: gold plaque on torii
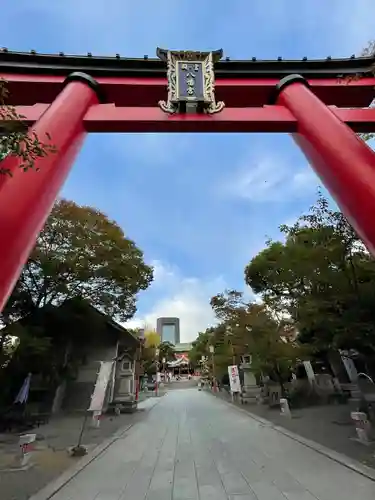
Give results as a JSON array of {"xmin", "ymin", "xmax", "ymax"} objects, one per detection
[{"xmin": 156, "ymin": 48, "xmax": 225, "ymax": 114}]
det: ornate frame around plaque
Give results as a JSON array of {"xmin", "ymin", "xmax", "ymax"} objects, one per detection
[{"xmin": 156, "ymin": 48, "xmax": 225, "ymax": 114}]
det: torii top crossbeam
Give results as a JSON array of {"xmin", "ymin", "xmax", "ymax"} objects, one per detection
[{"xmin": 1, "ymin": 49, "xmax": 375, "ymax": 133}]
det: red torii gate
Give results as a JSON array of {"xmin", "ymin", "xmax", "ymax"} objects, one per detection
[{"xmin": 1, "ymin": 48, "xmax": 375, "ymax": 311}]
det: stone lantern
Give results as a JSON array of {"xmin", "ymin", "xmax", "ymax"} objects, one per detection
[{"xmin": 239, "ymin": 354, "xmax": 260, "ymax": 404}]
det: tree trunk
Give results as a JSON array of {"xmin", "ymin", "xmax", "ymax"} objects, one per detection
[{"xmin": 274, "ymin": 363, "xmax": 287, "ymax": 398}]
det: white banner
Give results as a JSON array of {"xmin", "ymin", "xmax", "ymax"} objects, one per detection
[
  {"xmin": 228, "ymin": 365, "xmax": 241, "ymax": 393},
  {"xmin": 341, "ymin": 356, "xmax": 358, "ymax": 383},
  {"xmin": 303, "ymin": 361, "xmax": 315, "ymax": 382},
  {"xmin": 88, "ymin": 361, "xmax": 114, "ymax": 412}
]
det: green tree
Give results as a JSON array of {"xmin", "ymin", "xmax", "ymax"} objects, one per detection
[
  {"xmin": 144, "ymin": 330, "xmax": 161, "ymax": 348},
  {"xmin": 190, "ymin": 329, "xmax": 213, "ymax": 364},
  {"xmin": 210, "ymin": 290, "xmax": 307, "ymax": 390},
  {"xmin": 1, "ymin": 198, "xmax": 153, "ymax": 333},
  {"xmin": 0, "ymin": 79, "xmax": 55, "ymax": 174},
  {"xmin": 245, "ymin": 194, "xmax": 375, "ymax": 356},
  {"xmin": 133, "ymin": 329, "xmax": 162, "ymax": 377},
  {"xmin": 158, "ymin": 341, "xmax": 175, "ymax": 362},
  {"xmin": 139, "ymin": 344, "xmax": 157, "ymax": 376},
  {"xmin": 239, "ymin": 303, "xmax": 306, "ymax": 393},
  {"xmin": 190, "ymin": 327, "xmax": 231, "ymax": 379}
]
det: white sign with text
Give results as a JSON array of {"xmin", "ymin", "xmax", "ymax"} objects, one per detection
[
  {"xmin": 228, "ymin": 365, "xmax": 241, "ymax": 393},
  {"xmin": 88, "ymin": 361, "xmax": 114, "ymax": 412}
]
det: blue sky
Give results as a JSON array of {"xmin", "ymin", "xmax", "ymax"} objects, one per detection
[{"xmin": 2, "ymin": 1, "xmax": 375, "ymax": 340}]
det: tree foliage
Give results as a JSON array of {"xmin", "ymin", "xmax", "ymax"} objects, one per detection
[
  {"xmin": 144, "ymin": 330, "xmax": 161, "ymax": 349},
  {"xmin": 139, "ymin": 344, "xmax": 157, "ymax": 376},
  {"xmin": 190, "ymin": 330, "xmax": 212, "ymax": 366},
  {"xmin": 137, "ymin": 331, "xmax": 164, "ymax": 376},
  {"xmin": 158, "ymin": 341, "xmax": 175, "ymax": 362},
  {"xmin": 3, "ymin": 199, "xmax": 153, "ymax": 324},
  {"xmin": 209, "ymin": 290, "xmax": 307, "ymax": 385},
  {"xmin": 139, "ymin": 338, "xmax": 174, "ymax": 376},
  {"xmin": 0, "ymin": 79, "xmax": 55, "ymax": 174},
  {"xmin": 195, "ymin": 192, "xmax": 375, "ymax": 387},
  {"xmin": 245, "ymin": 193, "xmax": 375, "ymax": 356}
]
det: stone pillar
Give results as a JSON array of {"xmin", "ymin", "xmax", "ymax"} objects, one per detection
[
  {"xmin": 113, "ymin": 357, "xmax": 137, "ymax": 413},
  {"xmin": 280, "ymin": 398, "xmax": 292, "ymax": 418},
  {"xmin": 341, "ymin": 355, "xmax": 358, "ymax": 383},
  {"xmin": 240, "ymin": 360, "xmax": 260, "ymax": 404},
  {"xmin": 18, "ymin": 433, "xmax": 36, "ymax": 469},
  {"xmin": 351, "ymin": 411, "xmax": 373, "ymax": 444}
]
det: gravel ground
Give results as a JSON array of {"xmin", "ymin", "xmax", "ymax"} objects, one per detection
[{"xmin": 0, "ymin": 395, "xmax": 160, "ymax": 500}]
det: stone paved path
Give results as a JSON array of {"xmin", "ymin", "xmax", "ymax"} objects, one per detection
[{"xmin": 47, "ymin": 389, "xmax": 375, "ymax": 500}]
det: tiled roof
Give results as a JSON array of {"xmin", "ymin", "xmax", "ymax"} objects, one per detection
[
  {"xmin": 174, "ymin": 343, "xmax": 193, "ymax": 352},
  {"xmin": 0, "ymin": 48, "xmax": 374, "ymax": 78}
]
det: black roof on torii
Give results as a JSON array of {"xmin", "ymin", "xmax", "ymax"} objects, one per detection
[{"xmin": 0, "ymin": 48, "xmax": 374, "ymax": 79}]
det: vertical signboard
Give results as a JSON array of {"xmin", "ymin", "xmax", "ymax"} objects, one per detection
[
  {"xmin": 88, "ymin": 361, "xmax": 114, "ymax": 412},
  {"xmin": 228, "ymin": 365, "xmax": 241, "ymax": 393}
]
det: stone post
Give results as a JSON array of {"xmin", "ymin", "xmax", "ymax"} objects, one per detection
[
  {"xmin": 18, "ymin": 433, "xmax": 36, "ymax": 468},
  {"xmin": 351, "ymin": 411, "xmax": 373, "ymax": 444}
]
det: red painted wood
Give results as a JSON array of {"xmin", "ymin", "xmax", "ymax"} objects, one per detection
[
  {"xmin": 7, "ymin": 104, "xmax": 375, "ymax": 134},
  {"xmin": 1, "ymin": 73, "xmax": 374, "ymax": 108},
  {"xmin": 278, "ymin": 81, "xmax": 375, "ymax": 256}
]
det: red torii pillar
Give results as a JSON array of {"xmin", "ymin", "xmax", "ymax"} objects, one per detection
[
  {"xmin": 0, "ymin": 72, "xmax": 100, "ymax": 312},
  {"xmin": 274, "ymin": 74, "xmax": 375, "ymax": 254}
]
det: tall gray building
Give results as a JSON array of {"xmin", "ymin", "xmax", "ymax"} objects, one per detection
[{"xmin": 156, "ymin": 317, "xmax": 180, "ymax": 345}]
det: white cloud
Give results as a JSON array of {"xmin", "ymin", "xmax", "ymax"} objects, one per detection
[
  {"xmin": 126, "ymin": 260, "xmax": 260, "ymax": 342},
  {"xmin": 217, "ymin": 155, "xmax": 319, "ymax": 203},
  {"xmin": 125, "ymin": 260, "xmax": 227, "ymax": 342}
]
